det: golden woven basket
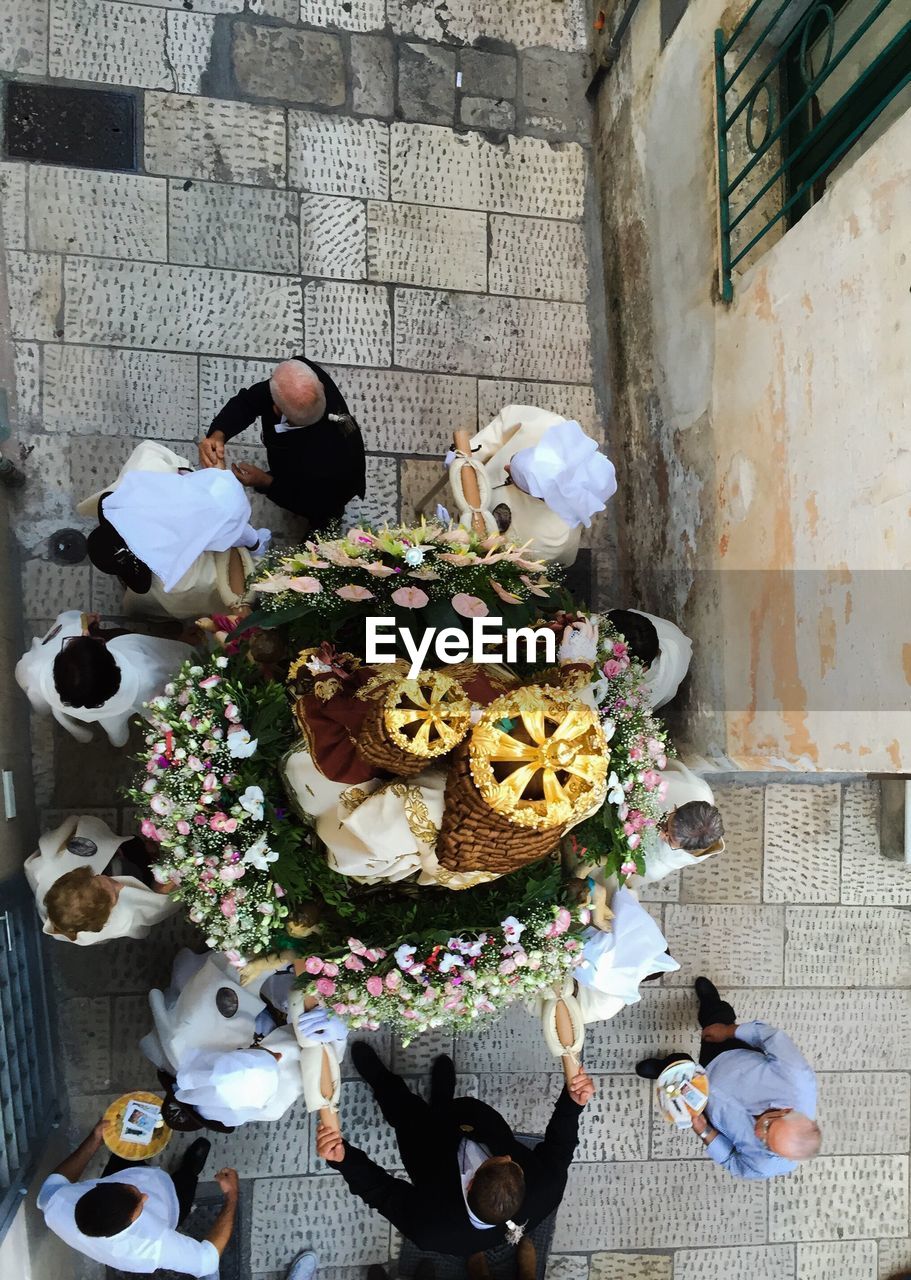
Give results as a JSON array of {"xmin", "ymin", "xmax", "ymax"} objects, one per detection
[{"xmin": 356, "ymin": 670, "xmax": 471, "ymax": 777}]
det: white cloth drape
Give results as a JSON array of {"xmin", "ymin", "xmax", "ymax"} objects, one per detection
[{"xmin": 631, "ymin": 609, "xmax": 693, "ymax": 708}]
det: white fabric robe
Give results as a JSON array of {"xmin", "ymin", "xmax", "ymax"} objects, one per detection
[
  {"xmin": 631, "ymin": 609, "xmax": 693, "ymax": 709},
  {"xmin": 25, "ymin": 814, "xmax": 177, "ymax": 944},
  {"xmin": 638, "ymin": 762, "xmax": 721, "ymax": 884},
  {"xmin": 15, "ymin": 611, "xmax": 191, "ymax": 747},
  {"xmin": 575, "ymin": 887, "xmax": 680, "ymax": 1024}
]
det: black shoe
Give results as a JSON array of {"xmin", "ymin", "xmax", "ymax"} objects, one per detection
[
  {"xmin": 179, "ymin": 1137, "xmax": 211, "ymax": 1177},
  {"xmin": 430, "ymin": 1054, "xmax": 455, "ymax": 1107},
  {"xmin": 694, "ymin": 976, "xmax": 720, "ymax": 1005},
  {"xmin": 351, "ymin": 1040, "xmax": 392, "ymax": 1087},
  {"xmin": 635, "ymin": 1058, "xmax": 663, "ymax": 1079}
]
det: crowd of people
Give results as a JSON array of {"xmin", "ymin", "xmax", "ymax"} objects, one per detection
[{"xmin": 19, "ymin": 358, "xmax": 821, "ymax": 1276}]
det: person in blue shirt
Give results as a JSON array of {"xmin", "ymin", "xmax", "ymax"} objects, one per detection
[{"xmin": 636, "ymin": 976, "xmax": 821, "ymax": 1179}]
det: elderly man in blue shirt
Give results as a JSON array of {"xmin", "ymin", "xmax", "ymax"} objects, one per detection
[{"xmin": 636, "ymin": 977, "xmax": 821, "ymax": 1179}]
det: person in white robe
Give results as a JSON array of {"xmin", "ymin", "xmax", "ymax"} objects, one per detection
[
  {"xmin": 16, "ymin": 610, "xmax": 191, "ymax": 748},
  {"xmin": 25, "ymin": 814, "xmax": 177, "ymax": 944},
  {"xmin": 607, "ymin": 608, "xmax": 692, "ymax": 709},
  {"xmin": 78, "ymin": 441, "xmax": 268, "ymax": 620},
  {"xmin": 462, "ymin": 407, "xmax": 617, "ymax": 566},
  {"xmin": 573, "ymin": 886, "xmax": 680, "ymax": 1024},
  {"xmin": 637, "ymin": 760, "xmax": 725, "ymax": 884}
]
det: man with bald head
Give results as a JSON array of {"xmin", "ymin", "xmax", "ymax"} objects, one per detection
[
  {"xmin": 636, "ymin": 977, "xmax": 820, "ymax": 1179},
  {"xmin": 200, "ymin": 357, "xmax": 366, "ymax": 527}
]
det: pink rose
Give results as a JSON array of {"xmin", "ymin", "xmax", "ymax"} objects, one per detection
[
  {"xmin": 348, "ymin": 938, "xmax": 367, "ymax": 955},
  {"xmin": 176, "ymin": 820, "xmax": 191, "ymax": 835},
  {"xmin": 345, "ymin": 955, "xmax": 366, "ymax": 971},
  {"xmin": 193, "ymin": 813, "xmax": 208, "ymax": 825},
  {"xmin": 384, "ymin": 970, "xmax": 402, "ymax": 991},
  {"xmin": 627, "ymin": 833, "xmax": 641, "ymax": 850},
  {"xmin": 641, "ymin": 769, "xmax": 662, "ymax": 791},
  {"xmin": 316, "ymin": 977, "xmax": 336, "ymax": 996},
  {"xmin": 612, "ymin": 641, "xmax": 629, "ymax": 658},
  {"xmin": 304, "ymin": 956, "xmax": 324, "ymax": 974},
  {"xmin": 620, "ymin": 860, "xmax": 638, "ymax": 877},
  {"xmin": 602, "ymin": 659, "xmax": 625, "ymax": 679},
  {"xmin": 332, "ymin": 1003, "xmax": 348, "ymax": 1016},
  {"xmin": 628, "ymin": 746, "xmax": 643, "ymax": 761},
  {"xmin": 451, "ymin": 593, "xmax": 489, "ymax": 618},
  {"xmin": 546, "ymin": 907, "xmax": 572, "ymax": 938},
  {"xmin": 219, "ymin": 896, "xmax": 236, "ymax": 918},
  {"xmin": 202, "ymin": 773, "xmax": 219, "ymax": 792},
  {"xmin": 499, "ymin": 958, "xmax": 516, "ymax": 975},
  {"xmin": 365, "ymin": 976, "xmax": 384, "ymax": 997},
  {"xmin": 322, "ymin": 962, "xmax": 339, "ymax": 977},
  {"xmin": 199, "ymin": 675, "xmax": 221, "ymax": 689},
  {"xmin": 391, "ymin": 586, "xmax": 430, "ymax": 609},
  {"xmin": 140, "ymin": 819, "xmax": 161, "ymax": 841}
]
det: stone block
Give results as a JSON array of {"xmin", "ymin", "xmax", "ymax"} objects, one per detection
[
  {"xmin": 390, "ymin": 1027, "xmax": 454, "ymax": 1074},
  {"xmin": 169, "ymin": 180, "xmax": 299, "ymax": 274},
  {"xmin": 248, "ymin": 0, "xmax": 296, "ymax": 16},
  {"xmin": 6, "ymin": 252, "xmax": 62, "ymax": 342},
  {"xmin": 322, "ymin": 366, "xmax": 475, "ymax": 454},
  {"xmin": 399, "ymin": 457, "xmax": 442, "ymax": 521},
  {"xmin": 0, "ymin": 0, "xmax": 48, "ymax": 73},
  {"xmin": 304, "ymin": 280, "xmax": 391, "ymax": 366},
  {"xmin": 554, "ymin": 1159, "xmax": 767, "ymax": 1250},
  {"xmin": 351, "ymin": 34, "xmax": 395, "ymax": 117},
  {"xmin": 346, "ymin": 454, "xmax": 398, "ymax": 527},
  {"xmin": 145, "ymin": 92, "xmax": 287, "ymax": 186},
  {"xmin": 454, "ymin": 1001, "xmax": 555, "ymax": 1075},
  {"xmin": 769, "ymin": 1155, "xmax": 908, "ymax": 1241},
  {"xmin": 459, "ymin": 49, "xmax": 517, "ymax": 100},
  {"xmin": 589, "ymin": 1258, "xmax": 671, "ymax": 1280},
  {"xmin": 306, "ymin": 0, "xmax": 387, "ymax": 31},
  {"xmin": 110, "ymin": 993, "xmax": 165, "ymax": 1092},
  {"xmin": 167, "ymin": 1097, "xmax": 311, "ymax": 1179},
  {"xmin": 636, "ymin": 871, "xmax": 681, "ymax": 903},
  {"xmin": 785, "ymin": 906, "xmax": 911, "ymax": 987},
  {"xmin": 546, "ymin": 1257, "xmax": 591, "ymax": 1280},
  {"xmin": 199, "ymin": 356, "xmax": 276, "ymax": 427},
  {"xmin": 232, "ymin": 23, "xmax": 345, "ymax": 108},
  {"xmin": 300, "ymin": 194, "xmax": 367, "ymax": 281},
  {"xmin": 477, "ymin": 379, "xmax": 596, "ymax": 431},
  {"xmin": 391, "ymin": 122, "xmax": 586, "ymax": 219},
  {"xmin": 43, "ymin": 346, "xmax": 197, "ymax": 440},
  {"xmin": 673, "ymin": 1247, "xmax": 795, "ymax": 1280},
  {"xmin": 0, "ymin": 162, "xmax": 26, "ymax": 249},
  {"xmin": 388, "ymin": 0, "xmax": 589, "ymax": 54},
  {"xmin": 399, "ymin": 42, "xmax": 456, "ymax": 125},
  {"xmin": 877, "ymin": 1238, "xmax": 911, "ymax": 1277},
  {"xmin": 22, "ymin": 559, "xmax": 91, "ymax": 619},
  {"xmin": 49, "ymin": 0, "xmax": 215, "ymax": 94},
  {"xmin": 795, "ymin": 1241, "xmax": 877, "ymax": 1280},
  {"xmin": 763, "ymin": 782, "xmax": 842, "ymax": 903},
  {"xmin": 289, "ymin": 112, "xmax": 390, "ymax": 199},
  {"xmin": 664, "ymin": 905, "xmax": 785, "ymax": 987},
  {"xmin": 679, "ymin": 782, "xmax": 765, "ymax": 903},
  {"xmin": 63, "ymin": 257, "xmax": 302, "ymax": 358},
  {"xmin": 583, "ymin": 988, "xmax": 702, "ymax": 1073},
  {"xmin": 519, "ymin": 48, "xmax": 589, "ymax": 139},
  {"xmin": 489, "ymin": 214, "xmax": 588, "ymax": 303},
  {"xmin": 815, "ymin": 1072, "xmax": 910, "ymax": 1155},
  {"xmin": 56, "ymin": 996, "xmax": 111, "ymax": 1093},
  {"xmin": 395, "ymin": 288, "xmax": 591, "ymax": 382},
  {"xmin": 44, "ymin": 910, "xmax": 201, "ymax": 1001},
  {"xmin": 90, "ymin": 565, "xmax": 126, "ymax": 615},
  {"xmin": 28, "ymin": 166, "xmax": 167, "ymax": 261},
  {"xmin": 115, "ymin": 0, "xmax": 243, "ymax": 10},
  {"xmin": 841, "ymin": 782, "xmax": 911, "ymax": 905},
  {"xmin": 367, "ymin": 201, "xmax": 486, "ymax": 291},
  {"xmin": 14, "ymin": 342, "xmax": 41, "ymax": 426},
  {"xmin": 250, "ymin": 1174, "xmax": 390, "ymax": 1269},
  {"xmin": 460, "ymin": 97, "xmax": 516, "ymax": 132}
]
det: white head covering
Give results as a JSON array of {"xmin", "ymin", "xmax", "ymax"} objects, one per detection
[
  {"xmin": 174, "ymin": 1048, "xmax": 280, "ymax": 1125},
  {"xmin": 630, "ymin": 609, "xmax": 693, "ymax": 709},
  {"xmin": 509, "ymin": 420, "xmax": 617, "ymax": 528}
]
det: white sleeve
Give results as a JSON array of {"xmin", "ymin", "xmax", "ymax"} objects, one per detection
[
  {"xmin": 156, "ymin": 1231, "xmax": 221, "ymax": 1278},
  {"xmin": 36, "ymin": 1174, "xmax": 70, "ymax": 1212}
]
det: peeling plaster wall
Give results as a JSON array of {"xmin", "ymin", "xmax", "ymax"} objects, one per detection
[{"xmin": 593, "ymin": 0, "xmax": 911, "ymax": 772}]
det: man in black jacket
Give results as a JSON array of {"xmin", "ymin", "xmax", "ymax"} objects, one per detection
[
  {"xmin": 316, "ymin": 1044, "xmax": 595, "ymax": 1257},
  {"xmin": 199, "ymin": 358, "xmax": 366, "ymax": 528}
]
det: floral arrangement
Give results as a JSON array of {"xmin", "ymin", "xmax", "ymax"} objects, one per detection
[
  {"xmin": 129, "ymin": 652, "xmax": 311, "ymax": 955},
  {"xmin": 569, "ymin": 615, "xmax": 673, "ymax": 881},
  {"xmin": 246, "ymin": 520, "xmax": 561, "ymax": 644},
  {"xmin": 297, "ymin": 904, "xmax": 589, "ymax": 1044}
]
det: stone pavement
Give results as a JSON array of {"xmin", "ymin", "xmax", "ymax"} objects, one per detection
[{"xmin": 0, "ymin": 2, "xmax": 909, "ymax": 1279}]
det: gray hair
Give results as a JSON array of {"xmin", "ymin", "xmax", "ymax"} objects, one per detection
[
  {"xmin": 671, "ymin": 801, "xmax": 724, "ymax": 852},
  {"xmin": 769, "ymin": 1113, "xmax": 822, "ymax": 1161},
  {"xmin": 269, "ymin": 359, "xmax": 326, "ymax": 427}
]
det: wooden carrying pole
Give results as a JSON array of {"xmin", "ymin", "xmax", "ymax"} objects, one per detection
[
  {"xmin": 452, "ymin": 428, "xmax": 487, "ymax": 536},
  {"xmin": 554, "ymin": 997, "xmax": 580, "ymax": 1087}
]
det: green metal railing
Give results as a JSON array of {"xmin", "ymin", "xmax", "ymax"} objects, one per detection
[{"xmin": 715, "ymin": 0, "xmax": 911, "ymax": 301}]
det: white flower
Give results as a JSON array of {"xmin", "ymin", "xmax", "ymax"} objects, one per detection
[
  {"xmin": 305, "ymin": 654, "xmax": 333, "ymax": 675},
  {"xmin": 227, "ymin": 727, "xmax": 258, "ymax": 759},
  {"xmin": 438, "ymin": 952, "xmax": 464, "ymax": 974},
  {"xmin": 242, "ymin": 835, "xmax": 278, "ymax": 871},
  {"xmin": 607, "ymin": 771, "xmax": 625, "ymax": 806},
  {"xmin": 601, "ymin": 716, "xmax": 616, "ymax": 743},
  {"xmin": 215, "ymin": 655, "xmax": 229, "ymax": 669},
  {"xmin": 501, "ymin": 915, "xmax": 525, "ymax": 943},
  {"xmin": 404, "ymin": 546, "xmax": 425, "ymax": 567},
  {"xmin": 395, "ymin": 943, "xmax": 417, "ymax": 970},
  {"xmin": 238, "ymin": 785, "xmax": 265, "ymax": 821}
]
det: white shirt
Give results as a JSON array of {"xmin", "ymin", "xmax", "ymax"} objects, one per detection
[
  {"xmin": 457, "ymin": 1137, "xmax": 495, "ymax": 1232},
  {"xmin": 37, "ymin": 1168, "xmax": 219, "ymax": 1277}
]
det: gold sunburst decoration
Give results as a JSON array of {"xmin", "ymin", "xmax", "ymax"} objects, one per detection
[
  {"xmin": 469, "ymin": 686, "xmax": 608, "ymax": 830},
  {"xmin": 382, "ymin": 671, "xmax": 471, "ymax": 760}
]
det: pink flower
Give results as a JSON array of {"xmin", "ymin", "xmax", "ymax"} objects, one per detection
[
  {"xmin": 202, "ymin": 773, "xmax": 219, "ymax": 792},
  {"xmin": 193, "ymin": 813, "xmax": 208, "ymax": 826},
  {"xmin": 646, "ymin": 737, "xmax": 664, "ymax": 758},
  {"xmin": 602, "ymin": 658, "xmax": 627, "ymax": 679},
  {"xmin": 344, "ymin": 955, "xmax": 366, "ymax": 971},
  {"xmin": 210, "ymin": 813, "xmax": 239, "ymax": 833},
  {"xmin": 199, "ymin": 675, "xmax": 221, "ymax": 689},
  {"xmin": 274, "ymin": 883, "xmax": 286, "ymax": 898},
  {"xmin": 546, "ymin": 907, "xmax": 573, "ymax": 938},
  {"xmin": 628, "ymin": 745, "xmax": 643, "ymax": 761},
  {"xmin": 451, "ymin": 593, "xmax": 489, "ymax": 618},
  {"xmin": 385, "ymin": 970, "xmax": 402, "ymax": 991},
  {"xmin": 304, "ymin": 956, "xmax": 324, "ymax": 974},
  {"xmin": 348, "ymin": 938, "xmax": 367, "ymax": 955},
  {"xmin": 519, "ymin": 573, "xmax": 552, "ymax": 598},
  {"xmin": 322, "ymin": 962, "xmax": 339, "ymax": 977},
  {"xmin": 140, "ymin": 819, "xmax": 161, "ymax": 841},
  {"xmin": 366, "ymin": 976, "xmax": 384, "ymax": 997},
  {"xmin": 612, "ymin": 641, "xmax": 629, "ymax": 658},
  {"xmin": 219, "ymin": 896, "xmax": 236, "ymax": 918},
  {"xmin": 658, "ymin": 780, "xmax": 669, "ymax": 799},
  {"xmin": 316, "ymin": 977, "xmax": 336, "ymax": 996},
  {"xmin": 641, "ymin": 769, "xmax": 662, "ymax": 791},
  {"xmin": 620, "ymin": 860, "xmax": 638, "ymax": 877},
  {"xmin": 176, "ymin": 820, "xmax": 191, "ymax": 835},
  {"xmin": 438, "ymin": 552, "xmax": 478, "ymax": 567},
  {"xmin": 287, "ymin": 576, "xmax": 322, "ymax": 594},
  {"xmin": 362, "ymin": 562, "xmax": 397, "ymax": 578},
  {"xmin": 489, "ymin": 578, "xmax": 523, "ymax": 605},
  {"xmin": 332, "ymin": 1003, "xmax": 348, "ymax": 1016},
  {"xmin": 499, "ymin": 958, "xmax": 517, "ymax": 975},
  {"xmin": 224, "ymin": 703, "xmax": 241, "ymax": 722},
  {"xmin": 391, "ymin": 585, "xmax": 430, "ymax": 609},
  {"xmin": 335, "ymin": 584, "xmax": 375, "ymax": 601}
]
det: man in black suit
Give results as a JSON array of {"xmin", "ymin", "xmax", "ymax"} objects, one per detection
[
  {"xmin": 199, "ymin": 358, "xmax": 366, "ymax": 528},
  {"xmin": 316, "ymin": 1044, "xmax": 595, "ymax": 1257}
]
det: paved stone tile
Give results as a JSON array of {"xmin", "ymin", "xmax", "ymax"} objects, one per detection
[
  {"xmin": 583, "ymin": 989, "xmax": 702, "ymax": 1073},
  {"xmin": 547, "ymin": 1256, "xmax": 591, "ymax": 1280},
  {"xmin": 673, "ymin": 1246, "xmax": 795, "ymax": 1279},
  {"xmin": 0, "ymin": 162, "xmax": 26, "ymax": 249},
  {"xmin": 785, "ymin": 907, "xmax": 911, "ymax": 988},
  {"xmin": 399, "ymin": 42, "xmax": 456, "ymax": 125},
  {"xmin": 305, "ymin": 280, "xmax": 391, "ymax": 366},
  {"xmin": 400, "ymin": 457, "xmax": 442, "ymax": 520},
  {"xmin": 350, "ymin": 34, "xmax": 395, "ymax": 117},
  {"xmin": 145, "ymin": 92, "xmax": 287, "ymax": 185},
  {"xmin": 22, "ymin": 559, "xmax": 91, "ymax": 617},
  {"xmin": 169, "ymin": 180, "xmax": 299, "ymax": 274},
  {"xmin": 841, "ymin": 782, "xmax": 911, "ymax": 906},
  {"xmin": 7, "ymin": 252, "xmax": 62, "ymax": 342},
  {"xmin": 391, "ymin": 123, "xmax": 586, "ymax": 219},
  {"xmin": 395, "ymin": 288, "xmax": 591, "ymax": 381},
  {"xmin": 490, "ymin": 214, "xmax": 588, "ymax": 302},
  {"xmin": 679, "ymin": 783, "xmax": 765, "ymax": 903},
  {"xmin": 461, "ymin": 97, "xmax": 516, "ymax": 132},
  {"xmin": 113, "ymin": 0, "xmax": 242, "ymax": 10},
  {"xmin": 452, "ymin": 999, "xmax": 552, "ymax": 1074},
  {"xmin": 199, "ymin": 356, "xmax": 276, "ymax": 426},
  {"xmin": 308, "ymin": 0, "xmax": 387, "ymax": 31},
  {"xmin": 367, "ymin": 201, "xmax": 487, "ymax": 291},
  {"xmin": 635, "ymin": 871, "xmax": 681, "ymax": 903},
  {"xmin": 64, "ymin": 257, "xmax": 302, "ymax": 358},
  {"xmin": 232, "ymin": 23, "xmax": 345, "ymax": 107},
  {"xmin": 664, "ymin": 905, "xmax": 785, "ymax": 987},
  {"xmin": 0, "ymin": 0, "xmax": 48, "ymax": 73},
  {"xmin": 28, "ymin": 166, "xmax": 167, "ymax": 261},
  {"xmin": 347, "ymin": 454, "xmax": 398, "ymax": 527},
  {"xmin": 323, "ymin": 365, "xmax": 475, "ymax": 454},
  {"xmin": 764, "ymin": 782, "xmax": 842, "ymax": 904},
  {"xmin": 111, "ymin": 993, "xmax": 166, "ymax": 1092},
  {"xmin": 14, "ymin": 342, "xmax": 41, "ymax": 426},
  {"xmin": 167, "ymin": 1097, "xmax": 312, "ymax": 1178},
  {"xmin": 769, "ymin": 1155, "xmax": 908, "ymax": 1242},
  {"xmin": 877, "ymin": 1238, "xmax": 911, "ymax": 1277},
  {"xmin": 57, "ymin": 997, "xmax": 111, "ymax": 1093},
  {"xmin": 49, "ymin": 0, "xmax": 215, "ymax": 93},
  {"xmin": 248, "ymin": 0, "xmax": 296, "ymax": 15},
  {"xmin": 251, "ymin": 1174, "xmax": 390, "ymax": 1268},
  {"xmin": 460, "ymin": 49, "xmax": 517, "ymax": 100},
  {"xmin": 519, "ymin": 47, "xmax": 589, "ymax": 140},
  {"xmin": 44, "ymin": 911, "xmax": 201, "ymax": 1000},
  {"xmin": 300, "ymin": 194, "xmax": 367, "ymax": 281},
  {"xmin": 816, "ymin": 1072, "xmax": 911, "ymax": 1156},
  {"xmin": 795, "ymin": 1240, "xmax": 877, "ymax": 1280},
  {"xmin": 589, "ymin": 1258, "xmax": 671, "ymax": 1280},
  {"xmin": 388, "ymin": 0, "xmax": 589, "ymax": 53},
  {"xmin": 67, "ymin": 434, "xmax": 145, "ymax": 511},
  {"xmin": 289, "ymin": 112, "xmax": 389, "ymax": 199},
  {"xmin": 555, "ymin": 1159, "xmax": 767, "ymax": 1250}
]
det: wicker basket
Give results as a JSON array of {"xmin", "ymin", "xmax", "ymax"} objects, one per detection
[{"xmin": 356, "ymin": 670, "xmax": 471, "ymax": 777}]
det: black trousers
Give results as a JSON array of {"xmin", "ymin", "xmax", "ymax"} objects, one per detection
[
  {"xmin": 101, "ymin": 1153, "xmax": 198, "ymax": 1224},
  {"xmin": 655, "ymin": 989, "xmax": 763, "ymax": 1071},
  {"xmin": 365, "ymin": 1066, "xmax": 453, "ymax": 1187}
]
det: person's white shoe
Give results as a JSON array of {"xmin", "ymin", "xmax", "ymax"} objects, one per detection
[{"xmin": 286, "ymin": 1250, "xmax": 318, "ymax": 1280}]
